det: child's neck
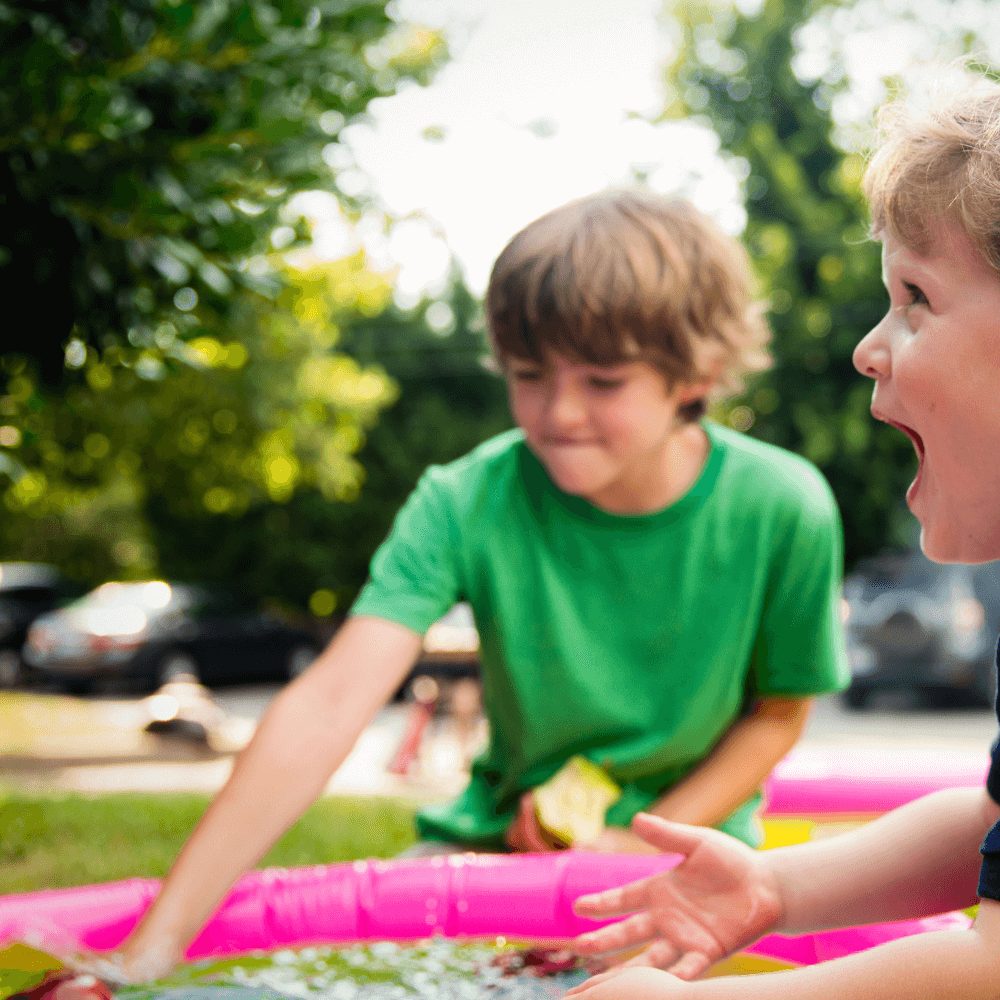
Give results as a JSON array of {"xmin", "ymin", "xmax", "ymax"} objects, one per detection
[{"xmin": 592, "ymin": 422, "xmax": 710, "ymax": 516}]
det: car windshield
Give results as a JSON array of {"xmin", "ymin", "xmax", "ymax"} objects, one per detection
[
  {"xmin": 60, "ymin": 581, "xmax": 194, "ymax": 637},
  {"xmin": 73, "ymin": 581, "xmax": 185, "ymax": 611}
]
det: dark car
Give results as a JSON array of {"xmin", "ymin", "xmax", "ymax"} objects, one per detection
[
  {"xmin": 416, "ymin": 602, "xmax": 480, "ymax": 680},
  {"xmin": 387, "ymin": 602, "xmax": 481, "ymax": 702},
  {"xmin": 842, "ymin": 548, "xmax": 1000, "ymax": 708},
  {"xmin": 0, "ymin": 562, "xmax": 76, "ymax": 687},
  {"xmin": 22, "ymin": 580, "xmax": 321, "ymax": 693}
]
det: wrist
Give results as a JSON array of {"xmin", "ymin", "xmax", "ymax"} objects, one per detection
[
  {"xmin": 756, "ymin": 850, "xmax": 789, "ymax": 934},
  {"xmin": 116, "ymin": 933, "xmax": 185, "ymax": 982}
]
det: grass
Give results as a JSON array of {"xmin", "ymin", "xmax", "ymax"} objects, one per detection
[{"xmin": 0, "ymin": 789, "xmax": 419, "ymax": 895}]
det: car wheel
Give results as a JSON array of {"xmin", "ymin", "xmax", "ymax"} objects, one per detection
[
  {"xmin": 63, "ymin": 677, "xmax": 93, "ymax": 696},
  {"xmin": 156, "ymin": 651, "xmax": 201, "ymax": 687},
  {"xmin": 0, "ymin": 649, "xmax": 22, "ymax": 687},
  {"xmin": 841, "ymin": 685, "xmax": 870, "ymax": 710},
  {"xmin": 286, "ymin": 644, "xmax": 319, "ymax": 680}
]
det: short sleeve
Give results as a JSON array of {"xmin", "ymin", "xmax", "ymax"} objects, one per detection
[
  {"xmin": 749, "ymin": 472, "xmax": 849, "ymax": 696},
  {"xmin": 979, "ymin": 816, "xmax": 1000, "ymax": 901},
  {"xmin": 349, "ymin": 469, "xmax": 463, "ymax": 634},
  {"xmin": 977, "ymin": 645, "xmax": 1000, "ymax": 899}
]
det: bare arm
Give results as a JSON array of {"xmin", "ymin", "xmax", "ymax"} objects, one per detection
[
  {"xmin": 568, "ymin": 901, "xmax": 1000, "ymax": 1000},
  {"xmin": 586, "ymin": 697, "xmax": 812, "ymax": 853},
  {"xmin": 772, "ymin": 784, "xmax": 997, "ymax": 930},
  {"xmin": 116, "ymin": 615, "xmax": 422, "ymax": 978},
  {"xmin": 573, "ymin": 788, "xmax": 997, "ymax": 975},
  {"xmin": 648, "ymin": 696, "xmax": 812, "ymax": 829}
]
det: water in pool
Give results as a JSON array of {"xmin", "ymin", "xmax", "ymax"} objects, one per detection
[{"xmin": 115, "ymin": 938, "xmax": 590, "ymax": 1000}]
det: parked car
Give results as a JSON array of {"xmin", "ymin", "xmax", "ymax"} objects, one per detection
[
  {"xmin": 417, "ymin": 602, "xmax": 480, "ymax": 679},
  {"xmin": 390, "ymin": 602, "xmax": 481, "ymax": 701},
  {"xmin": 23, "ymin": 580, "xmax": 321, "ymax": 693},
  {"xmin": 842, "ymin": 548, "xmax": 1000, "ymax": 708},
  {"xmin": 0, "ymin": 562, "xmax": 76, "ymax": 687}
]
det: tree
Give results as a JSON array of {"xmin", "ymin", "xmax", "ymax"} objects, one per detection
[
  {"xmin": 320, "ymin": 275, "xmax": 512, "ymax": 609},
  {"xmin": 662, "ymin": 0, "xmax": 936, "ymax": 565},
  {"xmin": 0, "ymin": 0, "xmax": 449, "ymax": 603},
  {"xmin": 0, "ymin": 0, "xmax": 443, "ymax": 380},
  {"xmin": 0, "ymin": 254, "xmax": 399, "ymax": 596}
]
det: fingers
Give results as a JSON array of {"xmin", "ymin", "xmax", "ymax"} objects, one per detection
[
  {"xmin": 574, "ymin": 912, "xmax": 657, "ymax": 956},
  {"xmin": 665, "ymin": 951, "xmax": 712, "ymax": 980},
  {"xmin": 506, "ymin": 793, "xmax": 555, "ymax": 853},
  {"xmin": 564, "ymin": 967, "xmax": 620, "ymax": 997},
  {"xmin": 572, "ymin": 873, "xmax": 656, "ymax": 920},
  {"xmin": 629, "ymin": 813, "xmax": 710, "ymax": 857},
  {"xmin": 565, "ymin": 967, "xmax": 680, "ymax": 999}
]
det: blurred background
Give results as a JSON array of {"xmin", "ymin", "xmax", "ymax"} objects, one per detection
[{"xmin": 3, "ymin": 0, "xmax": 1000, "ymax": 736}]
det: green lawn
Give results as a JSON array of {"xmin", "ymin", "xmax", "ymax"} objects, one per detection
[{"xmin": 0, "ymin": 789, "xmax": 419, "ymax": 895}]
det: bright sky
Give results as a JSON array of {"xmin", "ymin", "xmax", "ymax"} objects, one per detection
[
  {"xmin": 296, "ymin": 0, "xmax": 740, "ymax": 303},
  {"xmin": 292, "ymin": 0, "xmax": 1000, "ymax": 305}
]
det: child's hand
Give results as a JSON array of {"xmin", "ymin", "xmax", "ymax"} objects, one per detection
[
  {"xmin": 10, "ymin": 971, "xmax": 115, "ymax": 1000},
  {"xmin": 564, "ymin": 966, "xmax": 691, "ymax": 998},
  {"xmin": 59, "ymin": 940, "xmax": 181, "ymax": 988},
  {"xmin": 580, "ymin": 826, "xmax": 661, "ymax": 855},
  {"xmin": 505, "ymin": 792, "xmax": 566, "ymax": 851},
  {"xmin": 571, "ymin": 813, "xmax": 783, "ymax": 978}
]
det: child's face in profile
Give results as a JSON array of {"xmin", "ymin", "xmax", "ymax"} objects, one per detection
[
  {"xmin": 853, "ymin": 221, "xmax": 1000, "ymax": 563},
  {"xmin": 504, "ymin": 353, "xmax": 708, "ymax": 514}
]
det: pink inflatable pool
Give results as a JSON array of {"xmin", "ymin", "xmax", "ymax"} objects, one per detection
[
  {"xmin": 764, "ymin": 746, "xmax": 989, "ymax": 816},
  {"xmin": 0, "ymin": 852, "xmax": 970, "ymax": 970}
]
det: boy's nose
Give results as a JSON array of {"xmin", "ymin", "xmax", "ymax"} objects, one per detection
[
  {"xmin": 852, "ymin": 318, "xmax": 891, "ymax": 379},
  {"xmin": 545, "ymin": 384, "xmax": 587, "ymax": 428}
]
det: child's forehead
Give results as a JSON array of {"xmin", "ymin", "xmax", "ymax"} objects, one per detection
[{"xmin": 880, "ymin": 218, "xmax": 988, "ymax": 273}]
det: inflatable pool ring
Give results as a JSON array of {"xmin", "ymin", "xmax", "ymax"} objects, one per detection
[
  {"xmin": 0, "ymin": 851, "xmax": 969, "ymax": 970},
  {"xmin": 764, "ymin": 746, "xmax": 989, "ymax": 817}
]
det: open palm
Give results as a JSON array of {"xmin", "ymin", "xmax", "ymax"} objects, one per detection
[{"xmin": 571, "ymin": 814, "xmax": 784, "ymax": 979}]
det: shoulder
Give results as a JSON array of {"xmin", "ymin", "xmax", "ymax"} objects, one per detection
[
  {"xmin": 415, "ymin": 430, "xmax": 527, "ymax": 516},
  {"xmin": 421, "ymin": 429, "xmax": 525, "ymax": 489},
  {"xmin": 710, "ymin": 423, "xmax": 839, "ymax": 525}
]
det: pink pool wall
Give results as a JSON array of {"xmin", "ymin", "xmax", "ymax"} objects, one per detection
[
  {"xmin": 763, "ymin": 746, "xmax": 989, "ymax": 815},
  {"xmin": 0, "ymin": 852, "xmax": 970, "ymax": 968}
]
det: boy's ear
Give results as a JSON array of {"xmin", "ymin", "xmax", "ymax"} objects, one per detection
[{"xmin": 676, "ymin": 377, "xmax": 714, "ymax": 405}]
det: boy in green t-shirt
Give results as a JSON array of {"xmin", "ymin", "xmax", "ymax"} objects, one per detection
[{"xmin": 109, "ymin": 189, "xmax": 847, "ymax": 980}]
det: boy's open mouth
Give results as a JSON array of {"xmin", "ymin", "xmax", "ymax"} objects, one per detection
[
  {"xmin": 878, "ymin": 415, "xmax": 926, "ymax": 499},
  {"xmin": 882, "ymin": 418, "xmax": 925, "ymax": 461}
]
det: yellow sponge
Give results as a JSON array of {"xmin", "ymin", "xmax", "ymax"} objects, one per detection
[{"xmin": 533, "ymin": 755, "xmax": 622, "ymax": 847}]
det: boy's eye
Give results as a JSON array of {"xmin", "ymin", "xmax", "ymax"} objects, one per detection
[
  {"xmin": 903, "ymin": 281, "xmax": 929, "ymax": 308},
  {"xmin": 587, "ymin": 377, "xmax": 626, "ymax": 391},
  {"xmin": 511, "ymin": 368, "xmax": 543, "ymax": 382}
]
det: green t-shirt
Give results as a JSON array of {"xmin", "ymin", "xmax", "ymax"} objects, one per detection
[{"xmin": 351, "ymin": 423, "xmax": 848, "ymax": 848}]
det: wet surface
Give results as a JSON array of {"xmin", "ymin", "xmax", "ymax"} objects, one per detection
[{"xmin": 116, "ymin": 940, "xmax": 588, "ymax": 1000}]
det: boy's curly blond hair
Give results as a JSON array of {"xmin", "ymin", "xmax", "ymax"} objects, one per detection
[
  {"xmin": 864, "ymin": 70, "xmax": 1000, "ymax": 272},
  {"xmin": 485, "ymin": 189, "xmax": 771, "ymax": 419}
]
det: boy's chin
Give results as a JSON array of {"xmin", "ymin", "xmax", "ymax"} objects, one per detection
[{"xmin": 919, "ymin": 525, "xmax": 1000, "ymax": 565}]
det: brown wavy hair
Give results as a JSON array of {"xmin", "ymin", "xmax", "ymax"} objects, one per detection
[
  {"xmin": 485, "ymin": 189, "xmax": 771, "ymax": 420},
  {"xmin": 864, "ymin": 71, "xmax": 1000, "ymax": 273}
]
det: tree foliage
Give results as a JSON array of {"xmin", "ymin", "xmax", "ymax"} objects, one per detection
[
  {"xmin": 665, "ymin": 0, "xmax": 929, "ymax": 565},
  {"xmin": 0, "ymin": 255, "xmax": 398, "ymax": 593},
  {"xmin": 0, "ymin": 0, "xmax": 442, "ymax": 381},
  {"xmin": 0, "ymin": 0, "xmax": 454, "ymax": 606}
]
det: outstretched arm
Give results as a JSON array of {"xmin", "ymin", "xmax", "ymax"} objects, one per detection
[
  {"xmin": 585, "ymin": 696, "xmax": 812, "ymax": 854},
  {"xmin": 566, "ymin": 900, "xmax": 1000, "ymax": 1000},
  {"xmin": 113, "ymin": 615, "xmax": 422, "ymax": 980},
  {"xmin": 765, "ymin": 783, "xmax": 995, "ymax": 931},
  {"xmin": 573, "ymin": 787, "xmax": 997, "ymax": 975}
]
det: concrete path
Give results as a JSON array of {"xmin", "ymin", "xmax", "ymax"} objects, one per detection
[
  {"xmin": 1, "ymin": 684, "xmax": 994, "ymax": 799},
  {"xmin": 0, "ymin": 686, "xmax": 483, "ymax": 801}
]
